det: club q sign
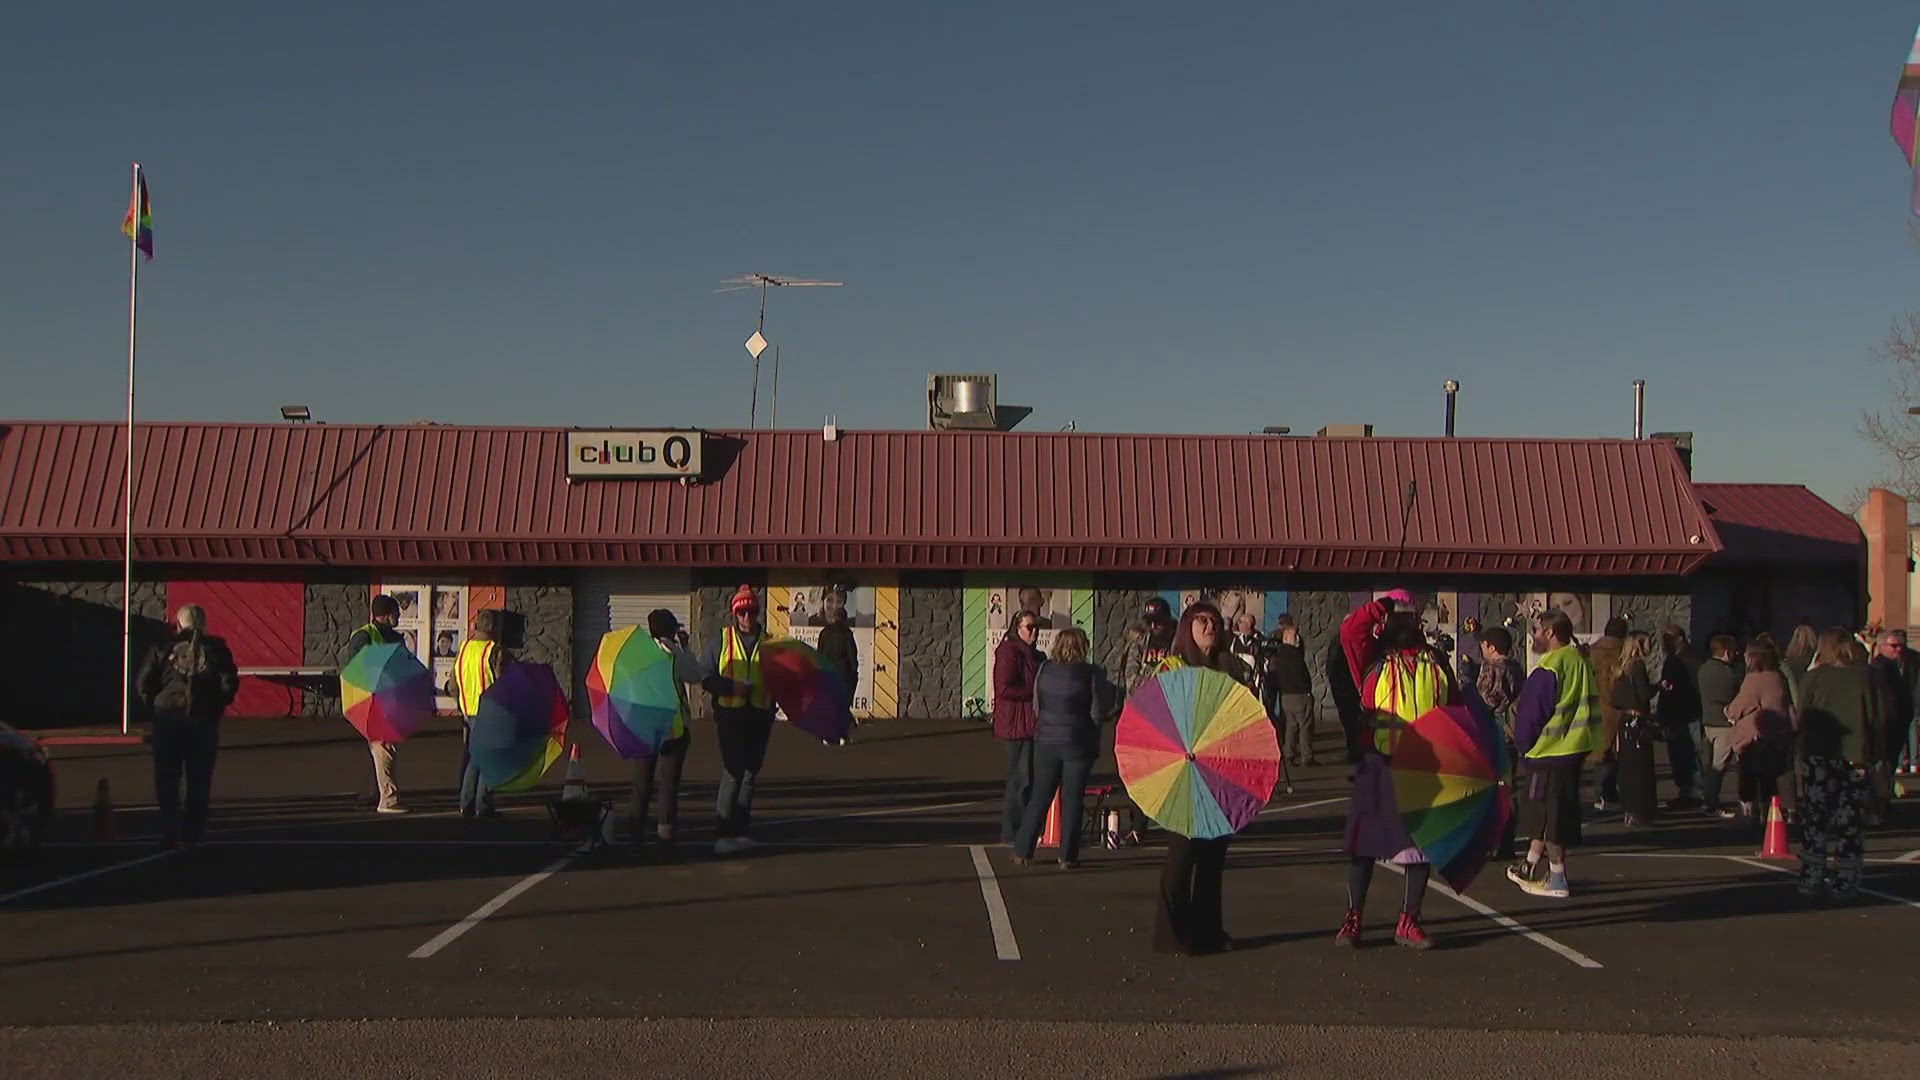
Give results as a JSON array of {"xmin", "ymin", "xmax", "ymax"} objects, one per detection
[{"xmin": 566, "ymin": 430, "xmax": 703, "ymax": 480}]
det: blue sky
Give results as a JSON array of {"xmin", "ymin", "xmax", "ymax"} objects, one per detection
[{"xmin": 5, "ymin": 2, "xmax": 1919, "ymax": 509}]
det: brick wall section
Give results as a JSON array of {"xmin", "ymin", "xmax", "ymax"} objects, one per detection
[
  {"xmin": 899, "ymin": 579, "xmax": 962, "ymax": 720},
  {"xmin": 1, "ymin": 577, "xmax": 167, "ymax": 728}
]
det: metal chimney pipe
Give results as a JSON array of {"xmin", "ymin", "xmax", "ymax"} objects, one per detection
[
  {"xmin": 1632, "ymin": 379, "xmax": 1646, "ymax": 439},
  {"xmin": 1443, "ymin": 380, "xmax": 1460, "ymax": 437}
]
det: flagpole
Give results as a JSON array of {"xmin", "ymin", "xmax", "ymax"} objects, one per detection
[{"xmin": 120, "ymin": 162, "xmax": 139, "ymax": 737}]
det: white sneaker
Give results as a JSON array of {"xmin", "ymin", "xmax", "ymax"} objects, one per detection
[
  {"xmin": 713, "ymin": 837, "xmax": 738, "ymax": 856},
  {"xmin": 376, "ymin": 805, "xmax": 410, "ymax": 815},
  {"xmin": 731, "ymin": 836, "xmax": 760, "ymax": 852}
]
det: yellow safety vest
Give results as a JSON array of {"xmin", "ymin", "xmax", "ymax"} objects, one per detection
[
  {"xmin": 456, "ymin": 639, "xmax": 499, "ymax": 717},
  {"xmin": 1528, "ymin": 645, "xmax": 1602, "ymax": 759},
  {"xmin": 1364, "ymin": 652, "xmax": 1449, "ymax": 756},
  {"xmin": 717, "ymin": 627, "xmax": 771, "ymax": 710}
]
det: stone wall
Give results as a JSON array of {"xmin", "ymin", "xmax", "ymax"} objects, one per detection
[
  {"xmin": 506, "ymin": 578, "xmax": 574, "ymax": 701},
  {"xmin": 1, "ymin": 576, "xmax": 168, "ymax": 728},
  {"xmin": 1285, "ymin": 590, "xmax": 1353, "ymax": 706},
  {"xmin": 1093, "ymin": 585, "xmax": 1157, "ymax": 681},
  {"xmin": 1612, "ymin": 592, "xmax": 1690, "ymax": 638},
  {"xmin": 899, "ymin": 580, "xmax": 962, "ymax": 720},
  {"xmin": 303, "ymin": 579, "xmax": 372, "ymax": 716}
]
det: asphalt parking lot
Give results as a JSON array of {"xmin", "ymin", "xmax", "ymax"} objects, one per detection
[{"xmin": 5, "ymin": 716, "xmax": 1920, "ymax": 1076}]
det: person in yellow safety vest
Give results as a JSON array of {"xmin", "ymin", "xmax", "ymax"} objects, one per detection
[
  {"xmin": 1336, "ymin": 607, "xmax": 1461, "ymax": 951},
  {"xmin": 454, "ymin": 609, "xmax": 511, "ymax": 818},
  {"xmin": 1505, "ymin": 607, "xmax": 1603, "ymax": 901},
  {"xmin": 339, "ymin": 595, "xmax": 410, "ymax": 815},
  {"xmin": 701, "ymin": 585, "xmax": 774, "ymax": 856}
]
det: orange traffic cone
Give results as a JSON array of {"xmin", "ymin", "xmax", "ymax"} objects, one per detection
[
  {"xmin": 560, "ymin": 743, "xmax": 588, "ymax": 802},
  {"xmin": 1757, "ymin": 796, "xmax": 1793, "ymax": 861},
  {"xmin": 1039, "ymin": 790, "xmax": 1063, "ymax": 849},
  {"xmin": 92, "ymin": 778, "xmax": 114, "ymax": 842}
]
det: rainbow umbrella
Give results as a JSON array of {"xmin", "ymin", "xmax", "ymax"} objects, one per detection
[
  {"xmin": 758, "ymin": 638, "xmax": 851, "ymax": 745},
  {"xmin": 1893, "ymin": 22, "xmax": 1920, "ymax": 214},
  {"xmin": 339, "ymin": 642, "xmax": 434, "ymax": 743},
  {"xmin": 468, "ymin": 662, "xmax": 568, "ymax": 792},
  {"xmin": 586, "ymin": 626, "xmax": 683, "ymax": 759},
  {"xmin": 1391, "ymin": 704, "xmax": 1511, "ymax": 891},
  {"xmin": 1116, "ymin": 666, "xmax": 1279, "ymax": 839}
]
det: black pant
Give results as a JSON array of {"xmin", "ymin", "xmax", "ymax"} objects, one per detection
[
  {"xmin": 1663, "ymin": 719, "xmax": 1700, "ymax": 798},
  {"xmin": 714, "ymin": 707, "xmax": 774, "ymax": 838},
  {"xmin": 151, "ymin": 718, "xmax": 219, "ymax": 845},
  {"xmin": 1000, "ymin": 739, "xmax": 1034, "ymax": 844},
  {"xmin": 1347, "ymin": 856, "xmax": 1430, "ymax": 915},
  {"xmin": 631, "ymin": 733, "xmax": 690, "ymax": 842},
  {"xmin": 1617, "ymin": 740, "xmax": 1657, "ymax": 820},
  {"xmin": 1154, "ymin": 835, "xmax": 1230, "ymax": 954},
  {"xmin": 1014, "ymin": 747, "xmax": 1096, "ymax": 861}
]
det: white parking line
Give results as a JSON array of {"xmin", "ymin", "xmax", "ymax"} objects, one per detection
[
  {"xmin": 967, "ymin": 845, "xmax": 1022, "ymax": 961},
  {"xmin": 408, "ymin": 847, "xmax": 585, "ymax": 959},
  {"xmin": 1378, "ymin": 862, "xmax": 1603, "ymax": 969},
  {"xmin": 0, "ymin": 849, "xmax": 175, "ymax": 906}
]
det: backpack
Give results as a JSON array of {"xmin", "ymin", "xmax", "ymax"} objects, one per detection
[{"xmin": 167, "ymin": 635, "xmax": 215, "ymax": 680}]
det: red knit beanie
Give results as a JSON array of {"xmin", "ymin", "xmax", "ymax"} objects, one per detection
[{"xmin": 730, "ymin": 585, "xmax": 759, "ymax": 614}]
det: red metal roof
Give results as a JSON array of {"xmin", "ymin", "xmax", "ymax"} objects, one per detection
[
  {"xmin": 0, "ymin": 421, "xmax": 1721, "ymax": 575},
  {"xmin": 1693, "ymin": 483, "xmax": 1863, "ymax": 567}
]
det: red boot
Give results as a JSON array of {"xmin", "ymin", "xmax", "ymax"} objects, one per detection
[
  {"xmin": 1335, "ymin": 908, "xmax": 1362, "ymax": 948},
  {"xmin": 1394, "ymin": 911, "xmax": 1431, "ymax": 950}
]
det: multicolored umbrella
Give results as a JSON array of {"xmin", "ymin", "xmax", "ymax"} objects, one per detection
[
  {"xmin": 339, "ymin": 642, "xmax": 434, "ymax": 743},
  {"xmin": 468, "ymin": 662, "xmax": 568, "ymax": 792},
  {"xmin": 1391, "ymin": 704, "xmax": 1511, "ymax": 891},
  {"xmin": 586, "ymin": 626, "xmax": 683, "ymax": 759},
  {"xmin": 758, "ymin": 638, "xmax": 852, "ymax": 745},
  {"xmin": 1893, "ymin": 23, "xmax": 1920, "ymax": 214},
  {"xmin": 1116, "ymin": 666, "xmax": 1279, "ymax": 839}
]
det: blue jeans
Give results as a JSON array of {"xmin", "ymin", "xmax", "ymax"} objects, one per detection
[
  {"xmin": 459, "ymin": 720, "xmax": 494, "ymax": 815},
  {"xmin": 1014, "ymin": 747, "xmax": 1096, "ymax": 861},
  {"xmin": 1000, "ymin": 739, "xmax": 1034, "ymax": 844}
]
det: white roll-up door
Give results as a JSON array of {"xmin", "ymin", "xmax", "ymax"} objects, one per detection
[{"xmin": 571, "ymin": 569, "xmax": 692, "ymax": 715}]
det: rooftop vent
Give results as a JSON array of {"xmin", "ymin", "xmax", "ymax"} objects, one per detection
[
  {"xmin": 928, "ymin": 374, "xmax": 999, "ymax": 430},
  {"xmin": 1315, "ymin": 424, "xmax": 1374, "ymax": 438}
]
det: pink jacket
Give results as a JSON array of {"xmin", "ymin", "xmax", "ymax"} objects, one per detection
[{"xmin": 1727, "ymin": 670, "xmax": 1795, "ymax": 754}]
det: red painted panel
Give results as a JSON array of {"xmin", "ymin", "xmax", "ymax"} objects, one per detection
[{"xmin": 165, "ymin": 579, "xmax": 306, "ymax": 717}]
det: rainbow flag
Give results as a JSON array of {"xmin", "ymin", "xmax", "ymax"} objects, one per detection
[{"xmin": 121, "ymin": 167, "xmax": 152, "ymax": 260}]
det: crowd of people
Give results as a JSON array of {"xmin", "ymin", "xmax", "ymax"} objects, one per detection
[{"xmin": 130, "ymin": 584, "xmax": 1914, "ymax": 953}]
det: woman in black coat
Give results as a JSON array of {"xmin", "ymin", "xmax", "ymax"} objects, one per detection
[{"xmin": 1610, "ymin": 632, "xmax": 1659, "ymax": 827}]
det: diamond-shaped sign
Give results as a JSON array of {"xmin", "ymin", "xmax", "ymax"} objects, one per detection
[{"xmin": 744, "ymin": 331, "xmax": 768, "ymax": 359}]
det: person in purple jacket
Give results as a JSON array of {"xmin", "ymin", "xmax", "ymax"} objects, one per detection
[
  {"xmin": 1505, "ymin": 610, "xmax": 1604, "ymax": 900},
  {"xmin": 993, "ymin": 611, "xmax": 1045, "ymax": 844}
]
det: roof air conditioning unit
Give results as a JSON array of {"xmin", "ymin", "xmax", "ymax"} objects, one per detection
[{"xmin": 928, "ymin": 373, "xmax": 999, "ymax": 430}]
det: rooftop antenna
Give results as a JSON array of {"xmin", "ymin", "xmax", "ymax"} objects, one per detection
[{"xmin": 718, "ymin": 273, "xmax": 843, "ymax": 428}]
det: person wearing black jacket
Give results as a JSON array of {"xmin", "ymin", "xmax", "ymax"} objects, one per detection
[
  {"xmin": 1323, "ymin": 634, "xmax": 1364, "ymax": 766},
  {"xmin": 814, "ymin": 586, "xmax": 860, "ymax": 724},
  {"xmin": 1657, "ymin": 625, "xmax": 1703, "ymax": 807},
  {"xmin": 1264, "ymin": 623, "xmax": 1317, "ymax": 766},
  {"xmin": 134, "ymin": 604, "xmax": 240, "ymax": 849},
  {"xmin": 1611, "ymin": 632, "xmax": 1659, "ymax": 826}
]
